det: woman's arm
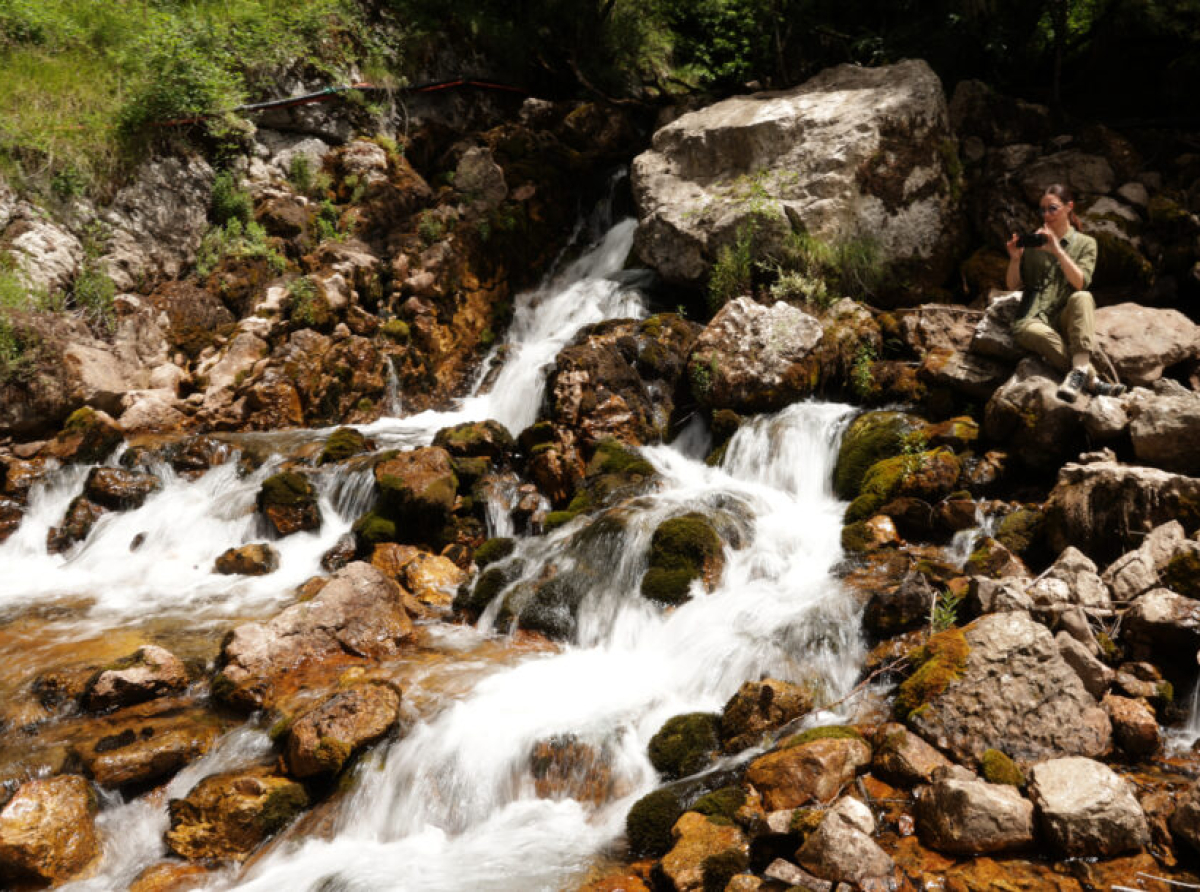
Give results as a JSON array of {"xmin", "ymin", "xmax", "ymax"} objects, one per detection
[
  {"xmin": 1005, "ymin": 233, "xmax": 1023, "ymax": 290},
  {"xmin": 1042, "ymin": 236, "xmax": 1086, "ymax": 291}
]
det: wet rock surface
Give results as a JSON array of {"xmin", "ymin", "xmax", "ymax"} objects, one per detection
[
  {"xmin": 0, "ymin": 774, "xmax": 99, "ymax": 885},
  {"xmin": 214, "ymin": 562, "xmax": 413, "ymax": 708},
  {"xmin": 284, "ymin": 683, "xmax": 401, "ymax": 777},
  {"xmin": 166, "ymin": 766, "xmax": 309, "ymax": 862}
]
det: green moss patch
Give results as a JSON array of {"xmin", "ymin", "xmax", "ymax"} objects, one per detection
[
  {"xmin": 895, "ymin": 628, "xmax": 969, "ymax": 720},
  {"xmin": 351, "ymin": 510, "xmax": 396, "ymax": 547},
  {"xmin": 258, "ymin": 471, "xmax": 315, "ymax": 507},
  {"xmin": 691, "ymin": 786, "xmax": 747, "ymax": 822},
  {"xmin": 473, "ymin": 537, "xmax": 515, "ymax": 569},
  {"xmin": 980, "ymin": 748, "xmax": 1024, "ymax": 787},
  {"xmin": 640, "ymin": 513, "xmax": 723, "ymax": 605},
  {"xmin": 833, "ymin": 411, "xmax": 919, "ymax": 500},
  {"xmin": 845, "ymin": 449, "xmax": 962, "ymax": 524},
  {"xmin": 648, "ymin": 712, "xmax": 721, "ymax": 780},
  {"xmin": 779, "ymin": 724, "xmax": 865, "ymax": 750},
  {"xmin": 1164, "ymin": 548, "xmax": 1200, "ymax": 598}
]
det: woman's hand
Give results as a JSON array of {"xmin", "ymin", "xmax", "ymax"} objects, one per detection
[
  {"xmin": 1035, "ymin": 224, "xmax": 1063, "ymax": 256},
  {"xmin": 1006, "ymin": 232, "xmax": 1022, "ymax": 259}
]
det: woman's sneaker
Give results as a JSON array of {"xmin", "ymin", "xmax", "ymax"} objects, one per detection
[
  {"xmin": 1087, "ymin": 378, "xmax": 1127, "ymax": 397},
  {"xmin": 1056, "ymin": 368, "xmax": 1087, "ymax": 403}
]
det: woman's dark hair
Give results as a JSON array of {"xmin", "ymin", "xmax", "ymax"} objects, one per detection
[{"xmin": 1043, "ymin": 183, "xmax": 1083, "ymax": 231}]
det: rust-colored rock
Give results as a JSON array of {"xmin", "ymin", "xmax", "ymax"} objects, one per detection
[
  {"xmin": 129, "ymin": 861, "xmax": 212, "ymax": 892},
  {"xmin": 285, "ymin": 684, "xmax": 400, "ymax": 777},
  {"xmin": 529, "ymin": 736, "xmax": 614, "ymax": 806},
  {"xmin": 1102, "ymin": 694, "xmax": 1161, "ymax": 759},
  {"xmin": 73, "ymin": 704, "xmax": 223, "ymax": 789},
  {"xmin": 720, "ymin": 678, "xmax": 814, "ymax": 753},
  {"xmin": 0, "ymin": 775, "xmax": 99, "ymax": 884},
  {"xmin": 214, "ymin": 542, "xmax": 280, "ymax": 576},
  {"xmin": 745, "ymin": 736, "xmax": 871, "ymax": 811},
  {"xmin": 83, "ymin": 466, "xmax": 161, "ymax": 510},
  {"xmin": 660, "ymin": 811, "xmax": 749, "ymax": 892},
  {"xmin": 46, "ymin": 496, "xmax": 107, "ymax": 554},
  {"xmin": 166, "ymin": 766, "xmax": 309, "ymax": 861}
]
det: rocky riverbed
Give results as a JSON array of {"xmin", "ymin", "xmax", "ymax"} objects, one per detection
[{"xmin": 0, "ymin": 58, "xmax": 1199, "ymax": 891}]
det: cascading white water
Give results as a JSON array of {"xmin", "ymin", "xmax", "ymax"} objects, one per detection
[
  {"xmin": 224, "ymin": 401, "xmax": 863, "ymax": 892},
  {"xmin": 38, "ymin": 206, "xmax": 866, "ymax": 892},
  {"xmin": 0, "ymin": 216, "xmax": 643, "ymax": 624}
]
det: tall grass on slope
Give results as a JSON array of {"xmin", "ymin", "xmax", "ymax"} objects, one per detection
[{"xmin": 0, "ymin": 0, "xmax": 375, "ymax": 197}]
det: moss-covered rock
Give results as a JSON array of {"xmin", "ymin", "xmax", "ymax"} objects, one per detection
[
  {"xmin": 845, "ymin": 448, "xmax": 962, "ymax": 524},
  {"xmin": 514, "ymin": 575, "xmax": 585, "ymax": 640},
  {"xmin": 52, "ymin": 407, "xmax": 124, "ymax": 465},
  {"xmin": 432, "ymin": 420, "xmax": 516, "ymax": 462},
  {"xmin": 980, "ymin": 748, "xmax": 1025, "ymax": 787},
  {"xmin": 1164, "ymin": 547, "xmax": 1200, "ymax": 598},
  {"xmin": 473, "ymin": 537, "xmax": 516, "ymax": 569},
  {"xmin": 649, "ymin": 712, "xmax": 722, "ymax": 780},
  {"xmin": 352, "ymin": 510, "xmax": 397, "ymax": 548},
  {"xmin": 779, "ymin": 725, "xmax": 865, "ymax": 750},
  {"xmin": 257, "ymin": 471, "xmax": 321, "ymax": 536},
  {"xmin": 690, "ymin": 786, "xmax": 747, "ymax": 822},
  {"xmin": 165, "ymin": 766, "xmax": 308, "ymax": 862},
  {"xmin": 455, "ymin": 559, "xmax": 525, "ymax": 616},
  {"xmin": 380, "ymin": 319, "xmax": 410, "ymax": 342},
  {"xmin": 626, "ymin": 788, "xmax": 684, "ymax": 858},
  {"xmin": 318, "ymin": 427, "xmax": 370, "ymax": 465},
  {"xmin": 1093, "ymin": 230, "xmax": 1154, "ymax": 290},
  {"xmin": 895, "ymin": 628, "xmax": 970, "ymax": 720},
  {"xmin": 833, "ymin": 411, "xmax": 922, "ymax": 501},
  {"xmin": 640, "ymin": 513, "xmax": 724, "ymax": 605},
  {"xmin": 993, "ymin": 507, "xmax": 1048, "ymax": 565}
]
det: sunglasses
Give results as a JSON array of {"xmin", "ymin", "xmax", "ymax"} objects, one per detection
[{"xmin": 1040, "ymin": 204, "xmax": 1064, "ymax": 215}]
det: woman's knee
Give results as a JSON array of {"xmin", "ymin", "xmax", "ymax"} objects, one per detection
[{"xmin": 1066, "ymin": 290, "xmax": 1094, "ymax": 311}]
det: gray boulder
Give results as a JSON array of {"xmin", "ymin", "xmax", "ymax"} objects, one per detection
[
  {"xmin": 1045, "ymin": 462, "xmax": 1200, "ymax": 563},
  {"xmin": 632, "ymin": 60, "xmax": 964, "ymax": 295},
  {"xmin": 1094, "ymin": 304, "xmax": 1200, "ymax": 386},
  {"xmin": 686, "ymin": 297, "xmax": 822, "ymax": 412},
  {"xmin": 1028, "ymin": 757, "xmax": 1150, "ymax": 857},
  {"xmin": 100, "ymin": 155, "xmax": 215, "ymax": 292},
  {"xmin": 916, "ymin": 774, "xmax": 1035, "ymax": 855},
  {"xmin": 1055, "ymin": 632, "xmax": 1114, "ymax": 699},
  {"xmin": 1128, "ymin": 380, "xmax": 1200, "ymax": 472},
  {"xmin": 1121, "ymin": 588, "xmax": 1200, "ymax": 662},
  {"xmin": 1102, "ymin": 520, "xmax": 1189, "ymax": 603},
  {"xmin": 909, "ymin": 612, "xmax": 1111, "ymax": 765},
  {"xmin": 796, "ymin": 796, "xmax": 894, "ymax": 886}
]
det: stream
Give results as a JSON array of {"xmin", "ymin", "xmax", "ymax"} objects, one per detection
[{"xmin": 4, "ymin": 205, "xmax": 868, "ymax": 891}]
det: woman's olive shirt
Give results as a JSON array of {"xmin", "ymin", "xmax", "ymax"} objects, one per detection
[{"xmin": 1015, "ymin": 227, "xmax": 1098, "ymax": 326}]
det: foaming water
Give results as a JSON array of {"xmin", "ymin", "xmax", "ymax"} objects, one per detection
[
  {"xmin": 359, "ymin": 218, "xmax": 647, "ymax": 448},
  {"xmin": 60, "ymin": 727, "xmax": 274, "ymax": 892},
  {"xmin": 0, "ymin": 458, "xmax": 362, "ymax": 620},
  {"xmin": 228, "ymin": 401, "xmax": 863, "ymax": 892}
]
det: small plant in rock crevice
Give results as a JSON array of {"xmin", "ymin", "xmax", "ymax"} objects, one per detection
[
  {"xmin": 850, "ymin": 341, "xmax": 877, "ymax": 399},
  {"xmin": 930, "ymin": 587, "xmax": 963, "ymax": 632}
]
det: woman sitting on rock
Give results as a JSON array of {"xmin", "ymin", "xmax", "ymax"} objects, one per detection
[{"xmin": 1005, "ymin": 183, "xmax": 1125, "ymax": 402}]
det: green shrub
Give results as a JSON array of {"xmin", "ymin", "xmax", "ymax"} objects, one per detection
[
  {"xmin": 211, "ymin": 171, "xmax": 253, "ymax": 226},
  {"xmin": 195, "ymin": 218, "xmax": 286, "ymax": 278}
]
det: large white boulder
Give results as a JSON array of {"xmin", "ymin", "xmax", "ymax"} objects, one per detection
[{"xmin": 632, "ymin": 59, "xmax": 964, "ymax": 297}]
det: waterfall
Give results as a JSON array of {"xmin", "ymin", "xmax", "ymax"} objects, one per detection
[{"xmin": 225, "ymin": 402, "xmax": 863, "ymax": 892}]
